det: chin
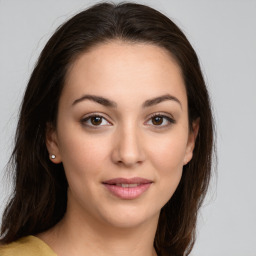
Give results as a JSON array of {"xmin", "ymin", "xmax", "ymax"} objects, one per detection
[{"xmin": 96, "ymin": 203, "xmax": 160, "ymax": 229}]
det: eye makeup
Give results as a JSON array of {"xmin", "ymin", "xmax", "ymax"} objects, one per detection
[{"xmin": 80, "ymin": 111, "xmax": 176, "ymax": 130}]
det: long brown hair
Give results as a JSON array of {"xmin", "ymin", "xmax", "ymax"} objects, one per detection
[{"xmin": 0, "ymin": 2, "xmax": 214, "ymax": 255}]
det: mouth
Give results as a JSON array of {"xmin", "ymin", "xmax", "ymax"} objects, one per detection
[{"xmin": 102, "ymin": 177, "xmax": 153, "ymax": 200}]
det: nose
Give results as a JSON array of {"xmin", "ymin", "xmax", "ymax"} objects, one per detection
[{"xmin": 111, "ymin": 124, "xmax": 146, "ymax": 167}]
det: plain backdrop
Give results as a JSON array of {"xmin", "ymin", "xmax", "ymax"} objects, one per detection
[{"xmin": 0, "ymin": 0, "xmax": 256, "ymax": 255}]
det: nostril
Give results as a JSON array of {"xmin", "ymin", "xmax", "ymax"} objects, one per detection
[{"xmin": 111, "ymin": 133, "xmax": 146, "ymax": 166}]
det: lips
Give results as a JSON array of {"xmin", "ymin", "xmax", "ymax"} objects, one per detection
[{"xmin": 102, "ymin": 177, "xmax": 153, "ymax": 200}]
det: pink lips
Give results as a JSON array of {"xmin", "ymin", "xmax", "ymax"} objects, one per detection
[{"xmin": 102, "ymin": 177, "xmax": 153, "ymax": 200}]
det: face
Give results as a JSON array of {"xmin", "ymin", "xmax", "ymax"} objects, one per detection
[{"xmin": 47, "ymin": 41, "xmax": 198, "ymax": 229}]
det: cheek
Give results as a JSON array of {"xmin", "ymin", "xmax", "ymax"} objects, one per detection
[
  {"xmin": 147, "ymin": 130, "xmax": 188, "ymax": 195},
  {"xmin": 57, "ymin": 130, "xmax": 110, "ymax": 185},
  {"xmin": 57, "ymin": 133, "xmax": 112, "ymax": 212},
  {"xmin": 149, "ymin": 131, "xmax": 188, "ymax": 172}
]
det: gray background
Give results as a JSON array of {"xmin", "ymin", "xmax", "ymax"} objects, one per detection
[{"xmin": 0, "ymin": 0, "xmax": 256, "ymax": 255}]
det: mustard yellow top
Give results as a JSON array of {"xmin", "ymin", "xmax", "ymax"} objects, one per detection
[{"xmin": 0, "ymin": 235, "xmax": 57, "ymax": 256}]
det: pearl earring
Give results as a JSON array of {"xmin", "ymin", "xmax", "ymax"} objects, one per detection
[{"xmin": 50, "ymin": 154, "xmax": 56, "ymax": 159}]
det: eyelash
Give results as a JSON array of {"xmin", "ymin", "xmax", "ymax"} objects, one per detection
[
  {"xmin": 80, "ymin": 112, "xmax": 175, "ymax": 129},
  {"xmin": 147, "ymin": 113, "xmax": 176, "ymax": 127}
]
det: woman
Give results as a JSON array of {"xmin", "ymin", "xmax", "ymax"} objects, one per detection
[{"xmin": 0, "ymin": 2, "xmax": 214, "ymax": 256}]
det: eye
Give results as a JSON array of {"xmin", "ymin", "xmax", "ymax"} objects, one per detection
[
  {"xmin": 146, "ymin": 113, "xmax": 175, "ymax": 128},
  {"xmin": 81, "ymin": 114, "xmax": 111, "ymax": 127}
]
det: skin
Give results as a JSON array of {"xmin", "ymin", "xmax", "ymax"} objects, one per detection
[{"xmin": 40, "ymin": 41, "xmax": 199, "ymax": 256}]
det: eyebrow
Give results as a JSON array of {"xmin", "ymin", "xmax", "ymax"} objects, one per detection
[
  {"xmin": 72, "ymin": 94, "xmax": 117, "ymax": 108},
  {"xmin": 72, "ymin": 94, "xmax": 182, "ymax": 109},
  {"xmin": 142, "ymin": 94, "xmax": 182, "ymax": 108}
]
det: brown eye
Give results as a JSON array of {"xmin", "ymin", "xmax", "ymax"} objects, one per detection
[
  {"xmin": 146, "ymin": 114, "xmax": 175, "ymax": 128},
  {"xmin": 91, "ymin": 116, "xmax": 102, "ymax": 125},
  {"xmin": 81, "ymin": 114, "xmax": 111, "ymax": 128},
  {"xmin": 152, "ymin": 116, "xmax": 163, "ymax": 125}
]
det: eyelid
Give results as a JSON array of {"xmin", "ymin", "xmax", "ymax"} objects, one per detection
[
  {"xmin": 148, "ymin": 112, "xmax": 175, "ymax": 120},
  {"xmin": 145, "ymin": 112, "xmax": 176, "ymax": 128},
  {"xmin": 80, "ymin": 112, "xmax": 176, "ymax": 129},
  {"xmin": 80, "ymin": 112, "xmax": 112, "ymax": 128}
]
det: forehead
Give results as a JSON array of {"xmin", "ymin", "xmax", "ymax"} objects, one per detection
[{"xmin": 62, "ymin": 40, "xmax": 187, "ymax": 107}]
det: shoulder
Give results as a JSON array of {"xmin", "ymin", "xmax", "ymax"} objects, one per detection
[{"xmin": 0, "ymin": 236, "xmax": 57, "ymax": 256}]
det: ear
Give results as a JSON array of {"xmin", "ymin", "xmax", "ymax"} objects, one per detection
[
  {"xmin": 183, "ymin": 118, "xmax": 200, "ymax": 165},
  {"xmin": 46, "ymin": 123, "xmax": 62, "ymax": 164}
]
